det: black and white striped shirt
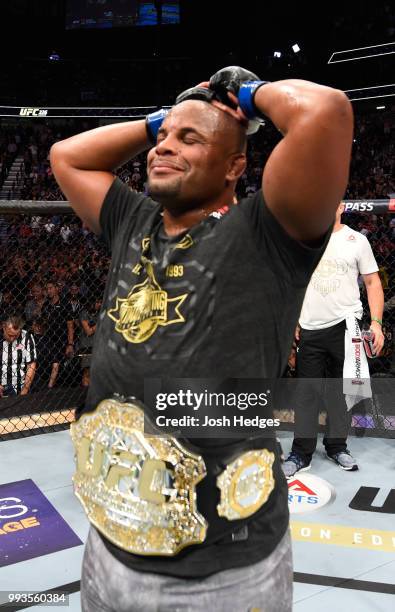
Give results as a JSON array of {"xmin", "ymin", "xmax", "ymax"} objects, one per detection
[{"xmin": 0, "ymin": 330, "xmax": 37, "ymax": 394}]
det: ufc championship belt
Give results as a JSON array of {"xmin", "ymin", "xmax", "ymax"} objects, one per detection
[{"xmin": 71, "ymin": 397, "xmax": 275, "ymax": 556}]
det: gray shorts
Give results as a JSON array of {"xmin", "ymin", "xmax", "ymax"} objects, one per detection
[{"xmin": 81, "ymin": 526, "xmax": 293, "ymax": 612}]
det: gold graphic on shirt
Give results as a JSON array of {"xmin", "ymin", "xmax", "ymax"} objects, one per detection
[
  {"xmin": 311, "ymin": 277, "xmax": 341, "ymax": 297},
  {"xmin": 175, "ymin": 234, "xmax": 194, "ymax": 250},
  {"xmin": 107, "ymin": 260, "xmax": 187, "ymax": 343},
  {"xmin": 142, "ymin": 237, "xmax": 151, "ymax": 251},
  {"xmin": 311, "ymin": 258, "xmax": 348, "ymax": 297},
  {"xmin": 166, "ymin": 264, "xmax": 184, "ymax": 278},
  {"xmin": 132, "ymin": 263, "xmax": 143, "ymax": 275},
  {"xmin": 314, "ymin": 258, "xmax": 348, "ymax": 278}
]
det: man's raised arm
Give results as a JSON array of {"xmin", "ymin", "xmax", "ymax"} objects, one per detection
[
  {"xmin": 209, "ymin": 68, "xmax": 354, "ymax": 242},
  {"xmin": 254, "ymin": 79, "xmax": 353, "ymax": 241},
  {"xmin": 50, "ymin": 111, "xmax": 167, "ymax": 233}
]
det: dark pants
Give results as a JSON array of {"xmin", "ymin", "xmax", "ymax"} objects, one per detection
[
  {"xmin": 292, "ymin": 320, "xmax": 352, "ymax": 463},
  {"xmin": 1, "ymin": 384, "xmax": 17, "ymax": 396},
  {"xmin": 81, "ymin": 527, "xmax": 293, "ymax": 612}
]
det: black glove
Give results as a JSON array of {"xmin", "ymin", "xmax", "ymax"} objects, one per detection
[
  {"xmin": 175, "ymin": 67, "xmax": 267, "ymax": 136},
  {"xmin": 175, "ymin": 86, "xmax": 216, "ymax": 105},
  {"xmin": 209, "ymin": 66, "xmax": 262, "ymax": 108},
  {"xmin": 209, "ymin": 66, "xmax": 267, "ymax": 134}
]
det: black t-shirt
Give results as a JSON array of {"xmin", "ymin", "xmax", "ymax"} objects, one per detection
[
  {"xmin": 78, "ymin": 308, "xmax": 97, "ymax": 351},
  {"xmin": 81, "ymin": 178, "xmax": 331, "ymax": 577},
  {"xmin": 66, "ymin": 299, "xmax": 83, "ymax": 320},
  {"xmin": 41, "ymin": 299, "xmax": 70, "ymax": 361},
  {"xmin": 32, "ymin": 333, "xmax": 59, "ymax": 389}
]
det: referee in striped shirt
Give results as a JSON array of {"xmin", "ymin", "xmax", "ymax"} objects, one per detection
[{"xmin": 0, "ymin": 315, "xmax": 37, "ymax": 397}]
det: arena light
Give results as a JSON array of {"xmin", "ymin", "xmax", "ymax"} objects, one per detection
[
  {"xmin": 376, "ymin": 105, "xmax": 386, "ymax": 109},
  {"xmin": 273, "ymin": 51, "xmax": 282, "ymax": 58},
  {"xmin": 48, "ymin": 50, "xmax": 61, "ymax": 61},
  {"xmin": 328, "ymin": 42, "xmax": 395, "ymax": 64},
  {"xmin": 292, "ymin": 44, "xmax": 300, "ymax": 53}
]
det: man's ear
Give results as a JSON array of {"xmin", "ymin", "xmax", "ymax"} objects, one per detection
[{"xmin": 226, "ymin": 153, "xmax": 247, "ymax": 182}]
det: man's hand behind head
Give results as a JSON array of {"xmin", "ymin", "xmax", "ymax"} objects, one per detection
[
  {"xmin": 209, "ymin": 66, "xmax": 261, "ymax": 103},
  {"xmin": 175, "ymin": 83, "xmax": 248, "ymax": 130}
]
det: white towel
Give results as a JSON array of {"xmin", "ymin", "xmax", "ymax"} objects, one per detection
[{"xmin": 343, "ymin": 316, "xmax": 372, "ymax": 410}]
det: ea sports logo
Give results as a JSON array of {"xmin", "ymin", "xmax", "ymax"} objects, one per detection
[{"xmin": 288, "ymin": 474, "xmax": 335, "ymax": 514}]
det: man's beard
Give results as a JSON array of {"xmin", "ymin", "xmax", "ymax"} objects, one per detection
[{"xmin": 147, "ymin": 175, "xmax": 183, "ymax": 203}]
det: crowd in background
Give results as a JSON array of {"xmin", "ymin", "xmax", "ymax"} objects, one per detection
[
  {"xmin": 0, "ymin": 214, "xmax": 108, "ymax": 391},
  {"xmin": 0, "ymin": 109, "xmax": 394, "ymax": 394},
  {"xmin": 0, "ymin": 108, "xmax": 393, "ymax": 203}
]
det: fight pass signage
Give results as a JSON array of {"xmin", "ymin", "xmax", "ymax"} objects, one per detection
[{"xmin": 0, "ymin": 479, "xmax": 82, "ymax": 567}]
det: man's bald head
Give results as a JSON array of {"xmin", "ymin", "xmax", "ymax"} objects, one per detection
[{"xmin": 169, "ymin": 99, "xmax": 247, "ymax": 154}]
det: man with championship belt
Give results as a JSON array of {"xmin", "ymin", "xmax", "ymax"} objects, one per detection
[{"xmin": 50, "ymin": 67, "xmax": 353, "ymax": 612}]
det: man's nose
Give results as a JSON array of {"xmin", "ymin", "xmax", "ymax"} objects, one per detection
[{"xmin": 155, "ymin": 133, "xmax": 178, "ymax": 155}]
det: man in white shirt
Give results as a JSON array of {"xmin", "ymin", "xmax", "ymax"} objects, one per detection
[{"xmin": 283, "ymin": 203, "xmax": 385, "ymax": 477}]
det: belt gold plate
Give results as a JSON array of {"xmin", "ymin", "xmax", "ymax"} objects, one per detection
[{"xmin": 71, "ymin": 398, "xmax": 207, "ymax": 556}]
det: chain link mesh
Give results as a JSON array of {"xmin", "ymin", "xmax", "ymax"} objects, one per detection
[
  {"xmin": 0, "ymin": 209, "xmax": 109, "ymax": 436},
  {"xmin": 0, "ymin": 115, "xmax": 393, "ymax": 438},
  {"xmin": 1, "ymin": 205, "xmax": 393, "ymax": 438}
]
